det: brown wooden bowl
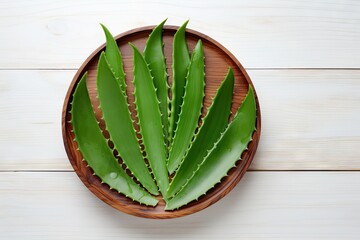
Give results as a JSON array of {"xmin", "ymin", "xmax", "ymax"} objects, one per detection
[{"xmin": 62, "ymin": 25, "xmax": 261, "ymax": 219}]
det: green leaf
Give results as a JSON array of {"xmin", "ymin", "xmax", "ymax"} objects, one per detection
[
  {"xmin": 165, "ymin": 86, "xmax": 256, "ymax": 210},
  {"xmin": 167, "ymin": 40, "xmax": 205, "ymax": 174},
  {"xmin": 167, "ymin": 68, "xmax": 234, "ymax": 198},
  {"xmin": 96, "ymin": 52, "xmax": 158, "ymax": 195},
  {"xmin": 144, "ymin": 19, "xmax": 169, "ymax": 149},
  {"xmin": 71, "ymin": 73, "xmax": 158, "ymax": 206},
  {"xmin": 100, "ymin": 24, "xmax": 126, "ymax": 92},
  {"xmin": 169, "ymin": 20, "xmax": 190, "ymax": 144},
  {"xmin": 130, "ymin": 43, "xmax": 169, "ymax": 198}
]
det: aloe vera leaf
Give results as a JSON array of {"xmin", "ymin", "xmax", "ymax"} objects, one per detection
[
  {"xmin": 71, "ymin": 73, "xmax": 158, "ymax": 206},
  {"xmin": 96, "ymin": 52, "xmax": 158, "ymax": 195},
  {"xmin": 166, "ymin": 68, "xmax": 234, "ymax": 198},
  {"xmin": 130, "ymin": 43, "xmax": 169, "ymax": 198},
  {"xmin": 144, "ymin": 19, "xmax": 169, "ymax": 149},
  {"xmin": 100, "ymin": 25, "xmax": 158, "ymax": 194},
  {"xmin": 165, "ymin": 86, "xmax": 256, "ymax": 210},
  {"xmin": 169, "ymin": 20, "xmax": 190, "ymax": 143},
  {"xmin": 100, "ymin": 24, "xmax": 126, "ymax": 92},
  {"xmin": 167, "ymin": 40, "xmax": 205, "ymax": 174}
]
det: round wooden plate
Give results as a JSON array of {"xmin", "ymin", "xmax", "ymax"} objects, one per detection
[{"xmin": 62, "ymin": 25, "xmax": 261, "ymax": 219}]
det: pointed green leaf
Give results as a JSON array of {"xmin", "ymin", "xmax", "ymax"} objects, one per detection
[
  {"xmin": 169, "ymin": 20, "xmax": 190, "ymax": 143},
  {"xmin": 165, "ymin": 86, "xmax": 256, "ymax": 210},
  {"xmin": 100, "ymin": 24, "xmax": 126, "ymax": 92},
  {"xmin": 167, "ymin": 40, "xmax": 205, "ymax": 174},
  {"xmin": 97, "ymin": 52, "xmax": 158, "ymax": 195},
  {"xmin": 144, "ymin": 19, "xmax": 169, "ymax": 149},
  {"xmin": 71, "ymin": 73, "xmax": 158, "ymax": 206},
  {"xmin": 167, "ymin": 68, "xmax": 234, "ymax": 198},
  {"xmin": 130, "ymin": 43, "xmax": 169, "ymax": 198}
]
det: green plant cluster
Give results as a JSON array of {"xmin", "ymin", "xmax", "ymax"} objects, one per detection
[{"xmin": 71, "ymin": 20, "xmax": 256, "ymax": 210}]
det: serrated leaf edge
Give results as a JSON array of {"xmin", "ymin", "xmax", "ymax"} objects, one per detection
[
  {"xmin": 70, "ymin": 72, "xmax": 158, "ymax": 206},
  {"xmin": 166, "ymin": 86, "xmax": 256, "ymax": 209},
  {"xmin": 130, "ymin": 43, "xmax": 169, "ymax": 198},
  {"xmin": 96, "ymin": 52, "xmax": 159, "ymax": 195},
  {"xmin": 166, "ymin": 67, "xmax": 233, "ymax": 198},
  {"xmin": 167, "ymin": 40, "xmax": 205, "ymax": 174}
]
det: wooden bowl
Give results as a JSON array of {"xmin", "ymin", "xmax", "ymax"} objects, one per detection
[{"xmin": 62, "ymin": 25, "xmax": 261, "ymax": 219}]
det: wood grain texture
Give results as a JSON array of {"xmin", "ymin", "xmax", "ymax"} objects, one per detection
[
  {"xmin": 1, "ymin": 69, "xmax": 359, "ymax": 171},
  {"xmin": 1, "ymin": 172, "xmax": 359, "ymax": 239},
  {"xmin": 251, "ymin": 70, "xmax": 360, "ymax": 170},
  {"xmin": 1, "ymin": 0, "xmax": 359, "ymax": 236},
  {"xmin": 0, "ymin": 0, "xmax": 360, "ymax": 69},
  {"xmin": 62, "ymin": 26, "xmax": 261, "ymax": 218}
]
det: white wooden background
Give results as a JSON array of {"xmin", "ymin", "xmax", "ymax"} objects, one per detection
[{"xmin": 1, "ymin": 0, "xmax": 360, "ymax": 239}]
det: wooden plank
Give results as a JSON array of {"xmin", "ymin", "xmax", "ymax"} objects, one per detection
[
  {"xmin": 0, "ymin": 0, "xmax": 359, "ymax": 69},
  {"xmin": 0, "ymin": 172, "xmax": 359, "ymax": 239},
  {"xmin": 0, "ymin": 70, "xmax": 72, "ymax": 170},
  {"xmin": 251, "ymin": 69, "xmax": 360, "ymax": 170},
  {"xmin": 0, "ymin": 69, "xmax": 359, "ymax": 171}
]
